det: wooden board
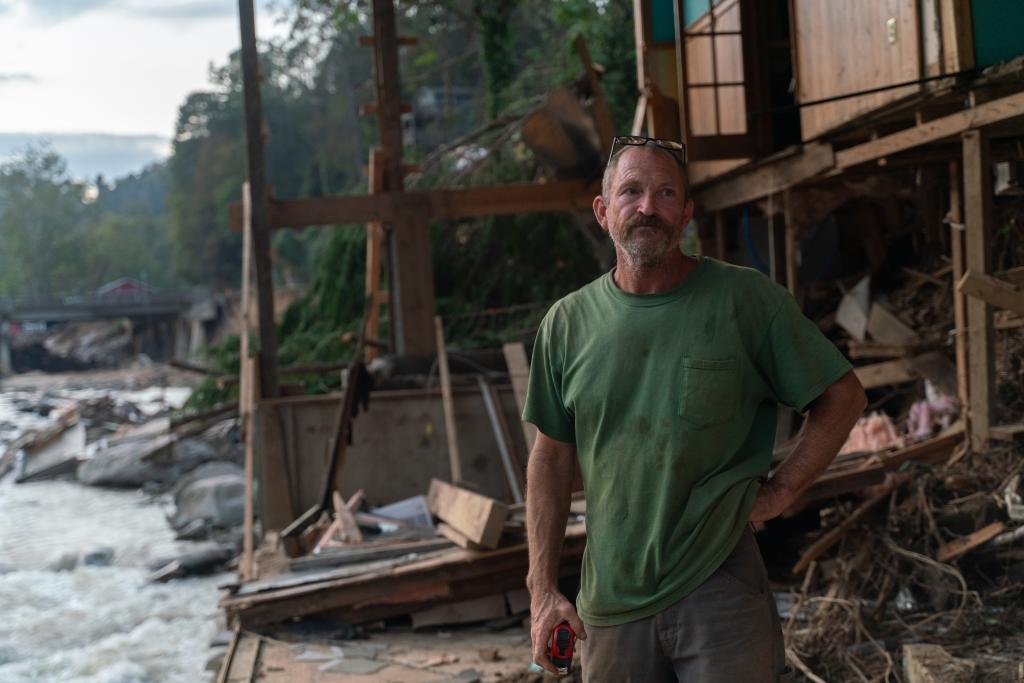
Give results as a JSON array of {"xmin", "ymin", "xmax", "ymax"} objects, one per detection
[
  {"xmin": 427, "ymin": 479, "xmax": 508, "ymax": 549},
  {"xmin": 227, "ymin": 179, "xmax": 601, "ymax": 232},
  {"xmin": 936, "ymin": 521, "xmax": 1005, "ymax": 563},
  {"xmin": 411, "ymin": 593, "xmax": 507, "ymax": 630},
  {"xmin": 222, "ymin": 523, "xmax": 586, "ymax": 627},
  {"xmin": 693, "ymin": 143, "xmax": 835, "ymax": 212},
  {"xmin": 963, "ymin": 130, "xmax": 994, "ymax": 451},
  {"xmin": 502, "ymin": 342, "xmax": 536, "ymax": 453},
  {"xmin": 793, "ymin": 0, "xmax": 921, "ymax": 140},
  {"xmin": 437, "ymin": 522, "xmax": 486, "ymax": 551},
  {"xmin": 854, "ymin": 359, "xmax": 918, "ymax": 389},
  {"xmin": 957, "ymin": 271, "xmax": 1024, "ymax": 315},
  {"xmin": 835, "ymin": 90, "xmax": 1024, "ymax": 170},
  {"xmin": 867, "ymin": 303, "xmax": 920, "ymax": 346}
]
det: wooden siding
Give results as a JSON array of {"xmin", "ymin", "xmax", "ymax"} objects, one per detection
[{"xmin": 793, "ymin": 0, "xmax": 922, "ymax": 140}]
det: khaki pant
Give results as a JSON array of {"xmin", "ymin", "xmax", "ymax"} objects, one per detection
[{"xmin": 581, "ymin": 529, "xmax": 792, "ymax": 682}]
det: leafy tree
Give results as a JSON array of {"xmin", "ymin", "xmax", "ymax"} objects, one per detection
[{"xmin": 0, "ymin": 145, "xmax": 90, "ymax": 299}]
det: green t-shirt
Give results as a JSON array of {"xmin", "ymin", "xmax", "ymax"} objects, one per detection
[{"xmin": 523, "ymin": 256, "xmax": 852, "ymax": 626}]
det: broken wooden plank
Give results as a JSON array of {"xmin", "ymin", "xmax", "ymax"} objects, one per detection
[
  {"xmin": 227, "ymin": 179, "xmax": 601, "ymax": 231},
  {"xmin": 991, "ymin": 423, "xmax": 1024, "ymax": 442},
  {"xmin": 332, "ymin": 491, "xmax": 363, "ymax": 545},
  {"xmin": 435, "ymin": 316, "xmax": 463, "ymax": 483},
  {"xmin": 223, "ymin": 523, "xmax": 586, "ymax": 627},
  {"xmin": 437, "ymin": 522, "xmax": 486, "ymax": 551},
  {"xmin": 902, "ymin": 644, "xmax": 976, "ymax": 683},
  {"xmin": 854, "ymin": 359, "xmax": 918, "ymax": 389},
  {"xmin": 502, "ymin": 342, "xmax": 537, "ymax": 452},
  {"xmin": 694, "ymin": 142, "xmax": 835, "ymax": 212},
  {"xmin": 411, "ymin": 593, "xmax": 507, "ymax": 630},
  {"xmin": 792, "ymin": 474, "xmax": 908, "ymax": 575},
  {"xmin": 867, "ymin": 303, "xmax": 920, "ymax": 345},
  {"xmin": 936, "ymin": 521, "xmax": 1005, "ymax": 563},
  {"xmin": 427, "ymin": 479, "xmax": 509, "ymax": 549},
  {"xmin": 846, "ymin": 340, "xmax": 914, "ymax": 359},
  {"xmin": 957, "ymin": 270, "xmax": 1024, "ymax": 315},
  {"xmin": 289, "ymin": 538, "xmax": 453, "ymax": 572},
  {"xmin": 794, "ymin": 429, "xmax": 963, "ymax": 508},
  {"xmin": 835, "ymin": 90, "xmax": 1024, "ymax": 170}
]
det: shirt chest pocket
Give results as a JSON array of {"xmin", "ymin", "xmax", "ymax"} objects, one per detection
[{"xmin": 679, "ymin": 357, "xmax": 739, "ymax": 428}]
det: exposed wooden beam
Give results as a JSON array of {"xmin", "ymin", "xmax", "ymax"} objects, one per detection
[
  {"xmin": 962, "ymin": 129, "xmax": 994, "ymax": 451},
  {"xmin": 836, "ymin": 91, "xmax": 1024, "ymax": 170},
  {"xmin": 949, "ymin": 161, "xmax": 968, "ymax": 412},
  {"xmin": 958, "ymin": 271, "xmax": 1024, "ymax": 316},
  {"xmin": 228, "ymin": 180, "xmax": 600, "ymax": 231},
  {"xmin": 693, "ymin": 143, "xmax": 835, "ymax": 212},
  {"xmin": 237, "ymin": 0, "xmax": 280, "ymax": 399}
]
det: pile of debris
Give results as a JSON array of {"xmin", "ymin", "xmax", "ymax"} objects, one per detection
[
  {"xmin": 220, "ymin": 479, "xmax": 585, "ymax": 632},
  {"xmin": 774, "ymin": 256, "xmax": 1024, "ymax": 681}
]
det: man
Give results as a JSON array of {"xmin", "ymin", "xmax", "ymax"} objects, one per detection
[{"xmin": 523, "ymin": 136, "xmax": 866, "ymax": 682}]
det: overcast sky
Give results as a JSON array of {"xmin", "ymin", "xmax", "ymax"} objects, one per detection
[{"xmin": 0, "ymin": 0, "xmax": 284, "ymax": 178}]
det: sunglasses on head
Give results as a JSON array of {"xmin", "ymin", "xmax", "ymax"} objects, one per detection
[{"xmin": 607, "ymin": 136, "xmax": 688, "ymax": 167}]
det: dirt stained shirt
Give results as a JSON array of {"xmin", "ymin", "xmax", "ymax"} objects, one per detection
[{"xmin": 523, "ymin": 256, "xmax": 852, "ymax": 626}]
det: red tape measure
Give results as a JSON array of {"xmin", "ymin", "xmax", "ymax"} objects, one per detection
[{"xmin": 549, "ymin": 621, "xmax": 576, "ymax": 671}]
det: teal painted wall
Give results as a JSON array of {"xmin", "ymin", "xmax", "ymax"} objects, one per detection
[
  {"xmin": 972, "ymin": 0, "xmax": 1024, "ymax": 66},
  {"xmin": 650, "ymin": 0, "xmax": 725, "ymax": 41}
]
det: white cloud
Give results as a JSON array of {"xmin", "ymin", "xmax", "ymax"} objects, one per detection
[{"xmin": 0, "ymin": 1, "xmax": 285, "ymax": 137}]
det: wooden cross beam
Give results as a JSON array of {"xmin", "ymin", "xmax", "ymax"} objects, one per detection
[{"xmin": 227, "ymin": 179, "xmax": 601, "ymax": 232}]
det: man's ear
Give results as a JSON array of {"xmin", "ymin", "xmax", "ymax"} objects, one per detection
[
  {"xmin": 682, "ymin": 197, "xmax": 695, "ymax": 226},
  {"xmin": 593, "ymin": 194, "xmax": 609, "ymax": 232}
]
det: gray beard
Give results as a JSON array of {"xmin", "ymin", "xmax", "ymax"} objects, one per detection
[{"xmin": 617, "ymin": 230, "xmax": 674, "ymax": 269}]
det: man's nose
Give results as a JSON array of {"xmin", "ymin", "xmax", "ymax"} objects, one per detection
[{"xmin": 637, "ymin": 190, "xmax": 658, "ymax": 215}]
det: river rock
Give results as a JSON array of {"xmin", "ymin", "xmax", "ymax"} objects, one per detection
[
  {"xmin": 48, "ymin": 551, "xmax": 79, "ymax": 572},
  {"xmin": 77, "ymin": 434, "xmax": 176, "ymax": 486},
  {"xmin": 195, "ymin": 418, "xmax": 242, "ymax": 464},
  {"xmin": 147, "ymin": 541, "xmax": 235, "ymax": 582},
  {"xmin": 77, "ymin": 434, "xmax": 221, "ymax": 487},
  {"xmin": 170, "ymin": 472, "xmax": 245, "ymax": 531}
]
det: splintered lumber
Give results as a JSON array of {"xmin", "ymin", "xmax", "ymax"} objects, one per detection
[
  {"xmin": 936, "ymin": 521, "xmax": 1006, "ymax": 563},
  {"xmin": 427, "ymin": 479, "xmax": 509, "ymax": 549},
  {"xmin": 290, "ymin": 538, "xmax": 454, "ymax": 572},
  {"xmin": 854, "ymin": 359, "xmax": 918, "ymax": 389},
  {"xmin": 332, "ymin": 491, "xmax": 363, "ymax": 544},
  {"xmin": 411, "ymin": 594, "xmax": 507, "ymax": 630},
  {"xmin": 221, "ymin": 522, "xmax": 586, "ymax": 627},
  {"xmin": 867, "ymin": 303, "xmax": 920, "ymax": 346},
  {"xmin": 902, "ymin": 644, "xmax": 976, "ymax": 683},
  {"xmin": 794, "ymin": 429, "xmax": 963, "ymax": 508},
  {"xmin": 957, "ymin": 271, "xmax": 1024, "ymax": 316},
  {"xmin": 792, "ymin": 474, "xmax": 909, "ymax": 575}
]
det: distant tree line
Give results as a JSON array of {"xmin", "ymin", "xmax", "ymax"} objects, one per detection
[{"xmin": 2, "ymin": 0, "xmax": 636, "ymax": 354}]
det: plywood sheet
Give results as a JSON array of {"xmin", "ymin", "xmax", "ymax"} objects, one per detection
[{"xmin": 793, "ymin": 0, "xmax": 921, "ymax": 139}]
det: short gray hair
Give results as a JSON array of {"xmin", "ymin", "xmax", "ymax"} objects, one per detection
[{"xmin": 601, "ymin": 145, "xmax": 689, "ymax": 201}]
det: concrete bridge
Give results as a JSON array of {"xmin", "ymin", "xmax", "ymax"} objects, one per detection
[{"xmin": 0, "ymin": 284, "xmax": 222, "ymax": 374}]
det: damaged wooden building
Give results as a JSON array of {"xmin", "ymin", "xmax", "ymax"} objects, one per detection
[{"xmin": 217, "ymin": 0, "xmax": 1024, "ymax": 679}]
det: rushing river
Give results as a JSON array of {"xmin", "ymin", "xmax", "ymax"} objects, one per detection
[{"xmin": 0, "ymin": 383, "xmax": 228, "ymax": 683}]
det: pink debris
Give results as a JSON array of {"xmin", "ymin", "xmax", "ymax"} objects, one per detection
[{"xmin": 840, "ymin": 411, "xmax": 905, "ymax": 455}]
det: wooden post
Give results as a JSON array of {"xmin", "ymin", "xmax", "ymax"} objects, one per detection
[
  {"xmin": 237, "ymin": 0, "xmax": 279, "ymax": 399},
  {"xmin": 371, "ymin": 0, "xmax": 436, "ymax": 356},
  {"xmin": 962, "ymin": 130, "xmax": 994, "ymax": 451},
  {"xmin": 948, "ymin": 161, "xmax": 969, "ymax": 414},
  {"xmin": 434, "ymin": 316, "xmax": 462, "ymax": 484},
  {"xmin": 365, "ymin": 148, "xmax": 386, "ymax": 360},
  {"xmin": 239, "ymin": 184, "xmax": 256, "ymax": 579}
]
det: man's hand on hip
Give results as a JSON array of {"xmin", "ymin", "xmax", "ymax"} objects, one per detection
[
  {"xmin": 749, "ymin": 479, "xmax": 794, "ymax": 523},
  {"xmin": 529, "ymin": 587, "xmax": 587, "ymax": 674}
]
